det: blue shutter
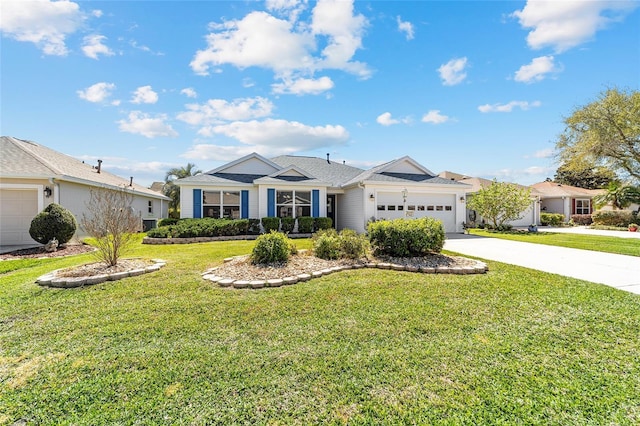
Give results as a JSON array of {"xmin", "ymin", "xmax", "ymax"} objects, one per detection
[
  {"xmin": 193, "ymin": 189, "xmax": 202, "ymax": 218},
  {"xmin": 267, "ymin": 188, "xmax": 275, "ymax": 217},
  {"xmin": 312, "ymin": 190, "xmax": 320, "ymax": 218},
  {"xmin": 241, "ymin": 190, "xmax": 249, "ymax": 219}
]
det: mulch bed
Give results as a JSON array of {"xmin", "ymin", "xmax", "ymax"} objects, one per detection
[{"xmin": 0, "ymin": 244, "xmax": 95, "ymax": 260}]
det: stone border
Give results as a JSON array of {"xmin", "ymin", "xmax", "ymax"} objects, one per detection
[
  {"xmin": 143, "ymin": 234, "xmax": 312, "ymax": 245},
  {"xmin": 36, "ymin": 259, "xmax": 167, "ymax": 289},
  {"xmin": 202, "ymin": 258, "xmax": 488, "ymax": 290}
]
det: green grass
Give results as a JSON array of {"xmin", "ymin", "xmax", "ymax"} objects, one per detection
[
  {"xmin": 1, "ymin": 236, "xmax": 639, "ymax": 424},
  {"xmin": 469, "ymin": 229, "xmax": 640, "ymax": 257}
]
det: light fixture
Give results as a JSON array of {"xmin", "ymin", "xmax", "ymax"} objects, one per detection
[
  {"xmin": 401, "ymin": 188, "xmax": 408, "ymax": 202},
  {"xmin": 369, "ymin": 193, "xmax": 375, "ymax": 200},
  {"xmin": 459, "ymin": 196, "xmax": 465, "ymax": 202},
  {"xmin": 44, "ymin": 187, "xmax": 52, "ymax": 198}
]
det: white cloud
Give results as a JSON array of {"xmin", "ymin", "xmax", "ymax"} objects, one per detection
[
  {"xmin": 512, "ymin": 0, "xmax": 637, "ymax": 52},
  {"xmin": 397, "ymin": 16, "xmax": 414, "ymax": 40},
  {"xmin": 131, "ymin": 86, "xmax": 159, "ymax": 104},
  {"xmin": 177, "ymin": 97, "xmax": 274, "ymax": 128},
  {"xmin": 421, "ymin": 110, "xmax": 450, "ymax": 124},
  {"xmin": 0, "ymin": 0, "xmax": 85, "ymax": 55},
  {"xmin": 118, "ymin": 111, "xmax": 178, "ymax": 138},
  {"xmin": 180, "ymin": 87, "xmax": 198, "ymax": 98},
  {"xmin": 531, "ymin": 148, "xmax": 555, "ymax": 159},
  {"xmin": 478, "ymin": 100, "xmax": 541, "ymax": 113},
  {"xmin": 190, "ymin": 0, "xmax": 370, "ymax": 82},
  {"xmin": 266, "ymin": 0, "xmax": 308, "ymax": 21},
  {"xmin": 514, "ymin": 55, "xmax": 558, "ymax": 83},
  {"xmin": 437, "ymin": 57, "xmax": 468, "ymax": 86},
  {"xmin": 272, "ymin": 76, "xmax": 334, "ymax": 95},
  {"xmin": 81, "ymin": 34, "xmax": 114, "ymax": 59},
  {"xmin": 376, "ymin": 112, "xmax": 399, "ymax": 126},
  {"xmin": 77, "ymin": 82, "xmax": 116, "ymax": 103},
  {"xmin": 491, "ymin": 165, "xmax": 555, "ymax": 184},
  {"xmin": 91, "ymin": 10, "xmax": 103, "ymax": 18}
]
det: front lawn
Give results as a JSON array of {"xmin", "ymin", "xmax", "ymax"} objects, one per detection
[
  {"xmin": 1, "ymin": 237, "xmax": 639, "ymax": 424},
  {"xmin": 469, "ymin": 229, "xmax": 640, "ymax": 257}
]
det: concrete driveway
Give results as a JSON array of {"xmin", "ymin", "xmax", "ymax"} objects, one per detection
[{"xmin": 445, "ymin": 234, "xmax": 640, "ymax": 295}]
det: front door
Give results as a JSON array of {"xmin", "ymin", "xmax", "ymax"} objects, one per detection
[{"xmin": 326, "ymin": 194, "xmax": 336, "ymax": 228}]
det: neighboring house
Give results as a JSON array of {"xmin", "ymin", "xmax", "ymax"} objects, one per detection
[
  {"xmin": 439, "ymin": 172, "xmax": 542, "ymax": 227},
  {"xmin": 0, "ymin": 136, "xmax": 170, "ymax": 245},
  {"xmin": 531, "ymin": 181, "xmax": 603, "ymax": 222},
  {"xmin": 175, "ymin": 153, "xmax": 470, "ymax": 233}
]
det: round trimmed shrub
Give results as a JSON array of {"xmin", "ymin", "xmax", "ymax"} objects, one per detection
[
  {"xmin": 313, "ymin": 229, "xmax": 341, "ymax": 260},
  {"xmin": 29, "ymin": 203, "xmax": 77, "ymax": 245},
  {"xmin": 261, "ymin": 217, "xmax": 280, "ymax": 233},
  {"xmin": 281, "ymin": 216, "xmax": 295, "ymax": 233},
  {"xmin": 251, "ymin": 231, "xmax": 295, "ymax": 264}
]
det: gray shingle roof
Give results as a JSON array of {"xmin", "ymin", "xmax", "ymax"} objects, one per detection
[
  {"xmin": 270, "ymin": 155, "xmax": 364, "ymax": 187},
  {"xmin": 0, "ymin": 136, "xmax": 169, "ymax": 199}
]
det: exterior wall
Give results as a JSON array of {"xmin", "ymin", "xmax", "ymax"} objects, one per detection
[
  {"xmin": 180, "ymin": 185, "xmax": 196, "ymax": 218},
  {"xmin": 225, "ymin": 158, "xmax": 279, "ymax": 175},
  {"xmin": 337, "ymin": 187, "xmax": 366, "ymax": 232}
]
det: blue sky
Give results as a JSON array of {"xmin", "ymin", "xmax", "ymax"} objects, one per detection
[{"xmin": 2, "ymin": 0, "xmax": 638, "ymax": 187}]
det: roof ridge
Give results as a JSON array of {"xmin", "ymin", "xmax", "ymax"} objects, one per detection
[{"xmin": 6, "ymin": 136, "xmax": 61, "ymax": 175}]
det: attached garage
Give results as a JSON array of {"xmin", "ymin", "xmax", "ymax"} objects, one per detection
[
  {"xmin": 0, "ymin": 187, "xmax": 40, "ymax": 245},
  {"xmin": 375, "ymin": 191, "xmax": 457, "ymax": 232}
]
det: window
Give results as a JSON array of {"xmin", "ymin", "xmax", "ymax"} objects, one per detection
[
  {"xmin": 407, "ymin": 205, "xmax": 416, "ymax": 211},
  {"xmin": 427, "ymin": 205, "xmax": 434, "ymax": 211},
  {"xmin": 575, "ymin": 199, "xmax": 590, "ymax": 215},
  {"xmin": 148, "ymin": 200, "xmax": 153, "ymax": 214},
  {"xmin": 445, "ymin": 205, "xmax": 452, "ymax": 211},
  {"xmin": 377, "ymin": 205, "xmax": 386, "ymax": 211},
  {"xmin": 398, "ymin": 205, "xmax": 404, "ymax": 211},
  {"xmin": 436, "ymin": 206, "xmax": 443, "ymax": 211},
  {"xmin": 277, "ymin": 190, "xmax": 311, "ymax": 218},
  {"xmin": 388, "ymin": 205, "xmax": 396, "ymax": 211},
  {"xmin": 203, "ymin": 191, "xmax": 240, "ymax": 219},
  {"xmin": 417, "ymin": 205, "xmax": 425, "ymax": 211}
]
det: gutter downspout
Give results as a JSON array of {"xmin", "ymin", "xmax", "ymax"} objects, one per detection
[{"xmin": 49, "ymin": 177, "xmax": 60, "ymax": 204}]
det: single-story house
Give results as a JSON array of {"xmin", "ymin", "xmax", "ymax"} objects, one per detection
[
  {"xmin": 0, "ymin": 136, "xmax": 170, "ymax": 245},
  {"xmin": 175, "ymin": 153, "xmax": 470, "ymax": 233},
  {"xmin": 439, "ymin": 171, "xmax": 542, "ymax": 227},
  {"xmin": 531, "ymin": 181, "xmax": 603, "ymax": 222}
]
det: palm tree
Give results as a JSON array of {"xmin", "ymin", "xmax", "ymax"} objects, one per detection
[
  {"xmin": 593, "ymin": 181, "xmax": 640, "ymax": 210},
  {"xmin": 163, "ymin": 163, "xmax": 202, "ymax": 218}
]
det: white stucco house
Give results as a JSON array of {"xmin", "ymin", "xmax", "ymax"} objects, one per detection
[
  {"xmin": 0, "ymin": 136, "xmax": 170, "ymax": 245},
  {"xmin": 175, "ymin": 153, "xmax": 470, "ymax": 233},
  {"xmin": 531, "ymin": 181, "xmax": 603, "ymax": 222}
]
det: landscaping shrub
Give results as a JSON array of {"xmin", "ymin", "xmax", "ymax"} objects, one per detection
[
  {"xmin": 337, "ymin": 228, "xmax": 369, "ymax": 259},
  {"xmin": 146, "ymin": 218, "xmax": 249, "ymax": 238},
  {"xmin": 313, "ymin": 229, "xmax": 341, "ymax": 260},
  {"xmin": 247, "ymin": 219, "xmax": 261, "ymax": 235},
  {"xmin": 157, "ymin": 218, "xmax": 179, "ymax": 227},
  {"xmin": 280, "ymin": 217, "xmax": 295, "ymax": 233},
  {"xmin": 540, "ymin": 213, "xmax": 564, "ymax": 226},
  {"xmin": 146, "ymin": 227, "xmax": 172, "ymax": 238},
  {"xmin": 367, "ymin": 218, "xmax": 444, "ymax": 257},
  {"xmin": 29, "ymin": 203, "xmax": 77, "ymax": 245},
  {"xmin": 251, "ymin": 231, "xmax": 295, "ymax": 264},
  {"xmin": 297, "ymin": 216, "xmax": 314, "ymax": 233},
  {"xmin": 313, "ymin": 228, "xmax": 370, "ymax": 260},
  {"xmin": 314, "ymin": 217, "xmax": 333, "ymax": 231},
  {"xmin": 261, "ymin": 217, "xmax": 280, "ymax": 233},
  {"xmin": 570, "ymin": 214, "xmax": 593, "ymax": 225},
  {"xmin": 592, "ymin": 210, "xmax": 635, "ymax": 227}
]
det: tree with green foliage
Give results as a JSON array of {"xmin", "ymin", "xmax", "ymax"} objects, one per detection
[
  {"xmin": 467, "ymin": 180, "xmax": 532, "ymax": 229},
  {"xmin": 554, "ymin": 162, "xmax": 616, "ymax": 189},
  {"xmin": 556, "ymin": 87, "xmax": 640, "ymax": 183},
  {"xmin": 29, "ymin": 203, "xmax": 77, "ymax": 245},
  {"xmin": 593, "ymin": 181, "xmax": 640, "ymax": 210},
  {"xmin": 163, "ymin": 163, "xmax": 202, "ymax": 218}
]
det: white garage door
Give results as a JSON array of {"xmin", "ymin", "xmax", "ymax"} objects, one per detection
[
  {"xmin": 375, "ymin": 192, "xmax": 456, "ymax": 232},
  {"xmin": 0, "ymin": 189, "xmax": 39, "ymax": 245}
]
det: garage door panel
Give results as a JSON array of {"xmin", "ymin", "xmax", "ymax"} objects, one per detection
[
  {"xmin": 375, "ymin": 192, "xmax": 456, "ymax": 232},
  {"xmin": 0, "ymin": 189, "xmax": 39, "ymax": 245}
]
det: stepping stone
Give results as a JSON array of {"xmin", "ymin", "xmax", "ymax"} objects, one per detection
[{"xmin": 218, "ymin": 278, "xmax": 235, "ymax": 287}]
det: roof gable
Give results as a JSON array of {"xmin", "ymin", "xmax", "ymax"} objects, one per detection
[
  {"xmin": 379, "ymin": 156, "xmax": 435, "ymax": 176},
  {"xmin": 207, "ymin": 152, "xmax": 280, "ymax": 175}
]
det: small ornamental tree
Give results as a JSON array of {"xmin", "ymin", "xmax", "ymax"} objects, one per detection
[
  {"xmin": 29, "ymin": 203, "xmax": 77, "ymax": 245},
  {"xmin": 467, "ymin": 180, "xmax": 532, "ymax": 229},
  {"xmin": 80, "ymin": 188, "xmax": 141, "ymax": 266}
]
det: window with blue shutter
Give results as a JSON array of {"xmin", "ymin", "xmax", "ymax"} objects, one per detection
[
  {"xmin": 312, "ymin": 189, "xmax": 320, "ymax": 217},
  {"xmin": 241, "ymin": 190, "xmax": 249, "ymax": 219},
  {"xmin": 267, "ymin": 188, "xmax": 275, "ymax": 217},
  {"xmin": 193, "ymin": 189, "xmax": 202, "ymax": 218}
]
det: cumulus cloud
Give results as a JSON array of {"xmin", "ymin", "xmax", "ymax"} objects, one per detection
[
  {"xmin": 478, "ymin": 100, "xmax": 541, "ymax": 113},
  {"xmin": 512, "ymin": 0, "xmax": 637, "ymax": 52},
  {"xmin": 0, "ymin": 0, "xmax": 85, "ymax": 55},
  {"xmin": 376, "ymin": 112, "xmax": 399, "ymax": 126},
  {"xmin": 190, "ymin": 0, "xmax": 370, "ymax": 85},
  {"xmin": 421, "ymin": 110, "xmax": 450, "ymax": 124},
  {"xmin": 437, "ymin": 57, "xmax": 468, "ymax": 86},
  {"xmin": 531, "ymin": 148, "xmax": 555, "ymax": 159},
  {"xmin": 131, "ymin": 86, "xmax": 159, "ymax": 104},
  {"xmin": 118, "ymin": 111, "xmax": 178, "ymax": 138},
  {"xmin": 266, "ymin": 0, "xmax": 308, "ymax": 21},
  {"xmin": 81, "ymin": 34, "xmax": 114, "ymax": 59},
  {"xmin": 77, "ymin": 82, "xmax": 117, "ymax": 104},
  {"xmin": 177, "ymin": 97, "xmax": 274, "ymax": 128},
  {"xmin": 272, "ymin": 76, "xmax": 334, "ymax": 95},
  {"xmin": 514, "ymin": 55, "xmax": 559, "ymax": 83},
  {"xmin": 180, "ymin": 88, "xmax": 198, "ymax": 98},
  {"xmin": 397, "ymin": 16, "xmax": 414, "ymax": 40}
]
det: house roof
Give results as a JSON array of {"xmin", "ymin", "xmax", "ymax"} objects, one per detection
[
  {"xmin": 531, "ymin": 181, "xmax": 603, "ymax": 197},
  {"xmin": 0, "ymin": 136, "xmax": 169, "ymax": 200},
  {"xmin": 270, "ymin": 155, "xmax": 364, "ymax": 187},
  {"xmin": 457, "ymin": 176, "xmax": 544, "ymax": 196}
]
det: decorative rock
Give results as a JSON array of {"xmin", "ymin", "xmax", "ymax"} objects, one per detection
[
  {"xmin": 223, "ymin": 257, "xmax": 235, "ymax": 263},
  {"xmin": 352, "ymin": 264, "xmax": 365, "ymax": 269},
  {"xmin": 377, "ymin": 263, "xmax": 391, "ymax": 270},
  {"xmin": 36, "ymin": 274, "xmax": 55, "ymax": 286},
  {"xmin": 266, "ymin": 279, "xmax": 283, "ymax": 287},
  {"xmin": 218, "ymin": 278, "xmax": 235, "ymax": 287},
  {"xmin": 391, "ymin": 264, "xmax": 406, "ymax": 271},
  {"xmin": 85, "ymin": 274, "xmax": 109, "ymax": 285},
  {"xmin": 330, "ymin": 266, "xmax": 345, "ymax": 273},
  {"xmin": 283, "ymin": 276, "xmax": 299, "ymax": 285},
  {"xmin": 320, "ymin": 268, "xmax": 333, "ymax": 275},
  {"xmin": 249, "ymin": 280, "xmax": 266, "ymax": 289},
  {"xmin": 311, "ymin": 271, "xmax": 324, "ymax": 278},
  {"xmin": 366, "ymin": 262, "xmax": 378, "ymax": 268},
  {"xmin": 435, "ymin": 266, "xmax": 450, "ymax": 274},
  {"xmin": 233, "ymin": 280, "xmax": 250, "ymax": 289},
  {"xmin": 297, "ymin": 273, "xmax": 311, "ymax": 282},
  {"xmin": 405, "ymin": 266, "xmax": 419, "ymax": 273}
]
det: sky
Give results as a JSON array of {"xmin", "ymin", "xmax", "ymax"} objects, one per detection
[{"xmin": 1, "ymin": 0, "xmax": 638, "ymax": 187}]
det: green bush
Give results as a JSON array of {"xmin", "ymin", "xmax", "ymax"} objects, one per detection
[
  {"xmin": 314, "ymin": 217, "xmax": 333, "ymax": 231},
  {"xmin": 337, "ymin": 228, "xmax": 369, "ymax": 259},
  {"xmin": 261, "ymin": 217, "xmax": 280, "ymax": 233},
  {"xmin": 251, "ymin": 231, "xmax": 295, "ymax": 264},
  {"xmin": 146, "ymin": 218, "xmax": 249, "ymax": 238},
  {"xmin": 146, "ymin": 227, "xmax": 172, "ymax": 238},
  {"xmin": 570, "ymin": 214, "xmax": 593, "ymax": 225},
  {"xmin": 313, "ymin": 228, "xmax": 370, "ymax": 260},
  {"xmin": 281, "ymin": 217, "xmax": 295, "ymax": 233},
  {"xmin": 247, "ymin": 219, "xmax": 261, "ymax": 235},
  {"xmin": 367, "ymin": 218, "xmax": 444, "ymax": 257},
  {"xmin": 313, "ymin": 229, "xmax": 341, "ymax": 260},
  {"xmin": 540, "ymin": 213, "xmax": 564, "ymax": 226},
  {"xmin": 157, "ymin": 218, "xmax": 179, "ymax": 227},
  {"xmin": 29, "ymin": 203, "xmax": 77, "ymax": 245},
  {"xmin": 592, "ymin": 210, "xmax": 635, "ymax": 227},
  {"xmin": 297, "ymin": 216, "xmax": 314, "ymax": 233}
]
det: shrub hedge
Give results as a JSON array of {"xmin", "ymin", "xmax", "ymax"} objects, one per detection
[
  {"xmin": 367, "ymin": 218, "xmax": 444, "ymax": 257},
  {"xmin": 261, "ymin": 217, "xmax": 280, "ymax": 233},
  {"xmin": 157, "ymin": 218, "xmax": 180, "ymax": 227},
  {"xmin": 29, "ymin": 203, "xmax": 77, "ymax": 245},
  {"xmin": 281, "ymin": 217, "xmax": 295, "ymax": 233},
  {"xmin": 297, "ymin": 216, "xmax": 315, "ymax": 233},
  {"xmin": 540, "ymin": 213, "xmax": 564, "ymax": 226},
  {"xmin": 570, "ymin": 214, "xmax": 593, "ymax": 225},
  {"xmin": 146, "ymin": 218, "xmax": 249, "ymax": 238},
  {"xmin": 592, "ymin": 210, "xmax": 636, "ymax": 227},
  {"xmin": 314, "ymin": 217, "xmax": 333, "ymax": 231}
]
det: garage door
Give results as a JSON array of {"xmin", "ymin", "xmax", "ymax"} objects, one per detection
[
  {"xmin": 0, "ymin": 189, "xmax": 39, "ymax": 245},
  {"xmin": 375, "ymin": 192, "xmax": 456, "ymax": 232}
]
